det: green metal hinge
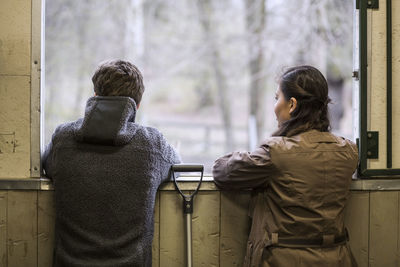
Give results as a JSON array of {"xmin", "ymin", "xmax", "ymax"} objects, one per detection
[
  {"xmin": 366, "ymin": 131, "xmax": 379, "ymax": 159},
  {"xmin": 356, "ymin": 0, "xmax": 379, "ymax": 9}
]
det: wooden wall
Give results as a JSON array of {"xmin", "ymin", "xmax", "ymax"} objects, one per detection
[
  {"xmin": 0, "ymin": 0, "xmax": 33, "ymax": 178},
  {"xmin": 1, "ymin": 188, "xmax": 399, "ymax": 267},
  {"xmin": 0, "ymin": 0, "xmax": 399, "ymax": 267}
]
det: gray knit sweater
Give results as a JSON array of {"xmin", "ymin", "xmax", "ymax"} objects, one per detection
[{"xmin": 43, "ymin": 96, "xmax": 181, "ymax": 267}]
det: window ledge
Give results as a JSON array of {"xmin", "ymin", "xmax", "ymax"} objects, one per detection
[{"xmin": 2, "ymin": 177, "xmax": 400, "ymax": 191}]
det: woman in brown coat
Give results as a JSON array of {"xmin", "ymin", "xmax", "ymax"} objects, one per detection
[{"xmin": 213, "ymin": 65, "xmax": 358, "ymax": 267}]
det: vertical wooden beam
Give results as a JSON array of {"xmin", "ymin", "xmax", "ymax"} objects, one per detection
[
  {"xmin": 0, "ymin": 191, "xmax": 7, "ymax": 267},
  {"xmin": 152, "ymin": 192, "xmax": 160, "ymax": 267},
  {"xmin": 220, "ymin": 192, "xmax": 251, "ymax": 267},
  {"xmin": 392, "ymin": 0, "xmax": 400, "ymax": 168},
  {"xmin": 345, "ymin": 191, "xmax": 370, "ymax": 267},
  {"xmin": 37, "ymin": 191, "xmax": 55, "ymax": 267},
  {"xmin": 397, "ymin": 191, "xmax": 400, "ymax": 267},
  {"xmin": 369, "ymin": 0, "xmax": 388, "ymax": 169},
  {"xmin": 369, "ymin": 191, "xmax": 398, "ymax": 267},
  {"xmin": 30, "ymin": 0, "xmax": 43, "ymax": 178},
  {"xmin": 7, "ymin": 191, "xmax": 38, "ymax": 267}
]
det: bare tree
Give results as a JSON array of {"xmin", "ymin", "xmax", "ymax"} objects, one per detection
[
  {"xmin": 73, "ymin": 1, "xmax": 92, "ymax": 117},
  {"xmin": 244, "ymin": 0, "xmax": 267, "ymax": 145},
  {"xmin": 196, "ymin": 0, "xmax": 234, "ymax": 152},
  {"xmin": 44, "ymin": 0, "xmax": 354, "ymax": 167}
]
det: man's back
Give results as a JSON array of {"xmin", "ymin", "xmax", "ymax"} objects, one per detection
[{"xmin": 43, "ymin": 96, "xmax": 180, "ymax": 267}]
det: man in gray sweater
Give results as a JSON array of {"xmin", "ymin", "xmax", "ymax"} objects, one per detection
[{"xmin": 43, "ymin": 60, "xmax": 181, "ymax": 267}]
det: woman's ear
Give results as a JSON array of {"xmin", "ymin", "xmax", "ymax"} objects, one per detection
[{"xmin": 289, "ymin": 97, "xmax": 297, "ymax": 114}]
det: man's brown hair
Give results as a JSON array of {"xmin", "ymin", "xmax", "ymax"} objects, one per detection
[{"xmin": 92, "ymin": 60, "xmax": 145, "ymax": 105}]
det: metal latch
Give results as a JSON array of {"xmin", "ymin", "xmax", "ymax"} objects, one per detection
[
  {"xmin": 356, "ymin": 0, "xmax": 379, "ymax": 9},
  {"xmin": 366, "ymin": 131, "xmax": 379, "ymax": 159},
  {"xmin": 352, "ymin": 70, "xmax": 359, "ymax": 81}
]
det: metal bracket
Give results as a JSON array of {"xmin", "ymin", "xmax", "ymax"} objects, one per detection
[
  {"xmin": 366, "ymin": 131, "xmax": 379, "ymax": 159},
  {"xmin": 356, "ymin": 0, "xmax": 379, "ymax": 9},
  {"xmin": 352, "ymin": 70, "xmax": 359, "ymax": 81}
]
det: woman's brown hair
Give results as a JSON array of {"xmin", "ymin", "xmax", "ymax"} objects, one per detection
[{"xmin": 272, "ymin": 65, "xmax": 331, "ymax": 137}]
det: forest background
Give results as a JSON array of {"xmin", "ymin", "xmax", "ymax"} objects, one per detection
[{"xmin": 45, "ymin": 0, "xmax": 354, "ymax": 171}]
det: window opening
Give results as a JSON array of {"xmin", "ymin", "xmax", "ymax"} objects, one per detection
[{"xmin": 44, "ymin": 0, "xmax": 354, "ymax": 173}]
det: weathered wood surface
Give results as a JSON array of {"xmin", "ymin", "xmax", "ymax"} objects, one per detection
[
  {"xmin": 192, "ymin": 191, "xmax": 220, "ymax": 267},
  {"xmin": 0, "ymin": 191, "xmax": 7, "ymax": 267},
  {"xmin": 0, "ymin": 0, "xmax": 32, "ymax": 179},
  {"xmin": 4, "ymin": 189, "xmax": 400, "ymax": 267},
  {"xmin": 0, "ymin": 76, "xmax": 32, "ymax": 178},
  {"xmin": 369, "ymin": 191, "xmax": 399, "ymax": 267},
  {"xmin": 152, "ymin": 192, "xmax": 160, "ymax": 267},
  {"xmin": 159, "ymin": 190, "xmax": 222, "ymax": 267},
  {"xmin": 38, "ymin": 191, "xmax": 55, "ymax": 267},
  {"xmin": 345, "ymin": 191, "xmax": 369, "ymax": 267},
  {"xmin": 393, "ymin": 0, "xmax": 400, "ymax": 168},
  {"xmin": 220, "ymin": 192, "xmax": 251, "ymax": 267},
  {"xmin": 159, "ymin": 191, "xmax": 185, "ymax": 266},
  {"xmin": 7, "ymin": 191, "xmax": 37, "ymax": 267},
  {"xmin": 0, "ymin": 0, "xmax": 31, "ymax": 75},
  {"xmin": 369, "ymin": 0, "xmax": 387, "ymax": 169}
]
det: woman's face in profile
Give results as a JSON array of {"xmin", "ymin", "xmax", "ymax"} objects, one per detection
[{"xmin": 274, "ymin": 86, "xmax": 292, "ymax": 126}]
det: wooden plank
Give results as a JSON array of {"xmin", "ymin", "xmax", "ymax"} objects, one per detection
[
  {"xmin": 0, "ymin": 191, "xmax": 7, "ymax": 267},
  {"xmin": 152, "ymin": 191, "xmax": 160, "ymax": 267},
  {"xmin": 0, "ymin": 76, "xmax": 31, "ymax": 178},
  {"xmin": 192, "ymin": 191, "xmax": 220, "ymax": 266},
  {"xmin": 369, "ymin": 0, "xmax": 387, "ymax": 169},
  {"xmin": 160, "ymin": 191, "xmax": 185, "ymax": 267},
  {"xmin": 7, "ymin": 190, "xmax": 37, "ymax": 267},
  {"xmin": 392, "ymin": 0, "xmax": 400, "ymax": 168},
  {"xmin": 397, "ymin": 191, "xmax": 400, "ymax": 267},
  {"xmin": 30, "ymin": 0, "xmax": 42, "ymax": 178},
  {"xmin": 159, "ymin": 190, "xmax": 220, "ymax": 267},
  {"xmin": 0, "ymin": 0, "xmax": 31, "ymax": 75},
  {"xmin": 37, "ymin": 191, "xmax": 55, "ymax": 267},
  {"xmin": 220, "ymin": 191, "xmax": 251, "ymax": 267},
  {"xmin": 345, "ymin": 191, "xmax": 370, "ymax": 267},
  {"xmin": 369, "ymin": 191, "xmax": 398, "ymax": 267}
]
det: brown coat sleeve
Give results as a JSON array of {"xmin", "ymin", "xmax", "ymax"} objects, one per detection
[{"xmin": 212, "ymin": 144, "xmax": 276, "ymax": 190}]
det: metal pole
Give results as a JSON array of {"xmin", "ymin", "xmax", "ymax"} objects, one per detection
[
  {"xmin": 171, "ymin": 164, "xmax": 204, "ymax": 267},
  {"xmin": 186, "ymin": 213, "xmax": 193, "ymax": 267}
]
